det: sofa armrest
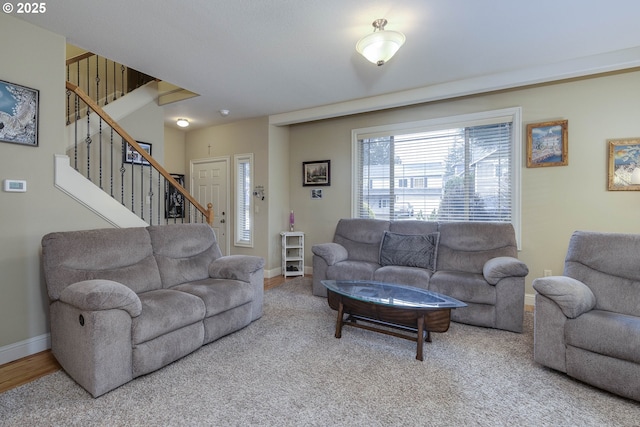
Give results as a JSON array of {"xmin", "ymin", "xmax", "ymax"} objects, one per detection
[
  {"xmin": 209, "ymin": 255, "xmax": 265, "ymax": 283},
  {"xmin": 311, "ymin": 243, "xmax": 348, "ymax": 266},
  {"xmin": 58, "ymin": 279, "xmax": 142, "ymax": 317},
  {"xmin": 532, "ymin": 276, "xmax": 596, "ymax": 319},
  {"xmin": 483, "ymin": 256, "xmax": 529, "ymax": 285}
]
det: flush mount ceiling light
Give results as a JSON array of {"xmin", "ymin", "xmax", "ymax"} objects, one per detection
[
  {"xmin": 176, "ymin": 118, "xmax": 190, "ymax": 128},
  {"xmin": 219, "ymin": 109, "xmax": 230, "ymax": 117},
  {"xmin": 356, "ymin": 18, "xmax": 406, "ymax": 66}
]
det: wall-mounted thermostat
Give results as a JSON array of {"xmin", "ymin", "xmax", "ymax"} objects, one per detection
[{"xmin": 3, "ymin": 179, "xmax": 27, "ymax": 192}]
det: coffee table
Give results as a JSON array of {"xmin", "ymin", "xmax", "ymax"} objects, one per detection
[{"xmin": 321, "ymin": 280, "xmax": 466, "ymax": 361}]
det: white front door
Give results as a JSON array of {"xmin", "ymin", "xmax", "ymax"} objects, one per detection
[{"xmin": 191, "ymin": 157, "xmax": 229, "ymax": 255}]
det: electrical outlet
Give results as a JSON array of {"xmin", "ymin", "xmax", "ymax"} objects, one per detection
[{"xmin": 543, "ymin": 269, "xmax": 552, "ymax": 277}]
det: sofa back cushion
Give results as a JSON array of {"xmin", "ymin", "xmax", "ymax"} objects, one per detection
[
  {"xmin": 42, "ymin": 227, "xmax": 161, "ymax": 301},
  {"xmin": 389, "ymin": 220, "xmax": 438, "ymax": 236},
  {"xmin": 564, "ymin": 231, "xmax": 640, "ymax": 317},
  {"xmin": 333, "ymin": 219, "xmax": 390, "ymax": 264},
  {"xmin": 148, "ymin": 223, "xmax": 222, "ymax": 288},
  {"xmin": 436, "ymin": 222, "xmax": 517, "ymax": 273}
]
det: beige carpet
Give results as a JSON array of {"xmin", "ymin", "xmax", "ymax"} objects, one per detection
[{"xmin": 1, "ymin": 277, "xmax": 639, "ymax": 426}]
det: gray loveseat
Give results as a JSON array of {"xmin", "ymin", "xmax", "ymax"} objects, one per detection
[
  {"xmin": 533, "ymin": 230, "xmax": 640, "ymax": 402},
  {"xmin": 41, "ymin": 223, "xmax": 265, "ymax": 397},
  {"xmin": 312, "ymin": 219, "xmax": 528, "ymax": 333}
]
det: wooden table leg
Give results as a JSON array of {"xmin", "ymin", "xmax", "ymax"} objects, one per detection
[
  {"xmin": 335, "ymin": 301, "xmax": 344, "ymax": 339},
  {"xmin": 416, "ymin": 315, "xmax": 424, "ymax": 361}
]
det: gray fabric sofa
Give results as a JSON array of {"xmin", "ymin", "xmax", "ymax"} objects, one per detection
[
  {"xmin": 312, "ymin": 219, "xmax": 528, "ymax": 333},
  {"xmin": 41, "ymin": 223, "xmax": 265, "ymax": 397},
  {"xmin": 533, "ymin": 230, "xmax": 640, "ymax": 402}
]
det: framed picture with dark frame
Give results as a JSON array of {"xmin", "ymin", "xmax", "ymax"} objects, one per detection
[
  {"xmin": 123, "ymin": 141, "xmax": 152, "ymax": 165},
  {"xmin": 526, "ymin": 120, "xmax": 568, "ymax": 168},
  {"xmin": 165, "ymin": 174, "xmax": 186, "ymax": 218},
  {"xmin": 0, "ymin": 79, "xmax": 39, "ymax": 147},
  {"xmin": 608, "ymin": 138, "xmax": 640, "ymax": 191},
  {"xmin": 303, "ymin": 160, "xmax": 331, "ymax": 186}
]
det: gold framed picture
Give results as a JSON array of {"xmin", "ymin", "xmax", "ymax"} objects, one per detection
[
  {"xmin": 526, "ymin": 120, "xmax": 568, "ymax": 168},
  {"xmin": 608, "ymin": 138, "xmax": 640, "ymax": 191}
]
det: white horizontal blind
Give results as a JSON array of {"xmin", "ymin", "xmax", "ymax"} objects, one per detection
[
  {"xmin": 235, "ymin": 154, "xmax": 253, "ymax": 247},
  {"xmin": 356, "ymin": 120, "xmax": 513, "ymax": 224}
]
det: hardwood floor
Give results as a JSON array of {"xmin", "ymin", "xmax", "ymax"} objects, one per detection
[
  {"xmin": 0, "ymin": 274, "xmax": 533, "ymax": 394},
  {"xmin": 0, "ymin": 351, "xmax": 61, "ymax": 394},
  {"xmin": 0, "ymin": 275, "xmax": 293, "ymax": 394}
]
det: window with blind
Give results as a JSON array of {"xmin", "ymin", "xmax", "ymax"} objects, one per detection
[
  {"xmin": 352, "ymin": 108, "xmax": 522, "ymax": 245},
  {"xmin": 235, "ymin": 153, "xmax": 253, "ymax": 247}
]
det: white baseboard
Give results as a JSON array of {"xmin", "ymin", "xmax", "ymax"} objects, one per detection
[
  {"xmin": 264, "ymin": 267, "xmax": 281, "ymax": 279},
  {"xmin": 0, "ymin": 333, "xmax": 51, "ymax": 366},
  {"xmin": 525, "ymin": 293, "xmax": 535, "ymax": 309}
]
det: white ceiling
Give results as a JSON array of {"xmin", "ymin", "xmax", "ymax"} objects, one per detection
[{"xmin": 17, "ymin": 0, "xmax": 640, "ymax": 130}]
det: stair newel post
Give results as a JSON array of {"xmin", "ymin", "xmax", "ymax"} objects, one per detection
[{"xmin": 207, "ymin": 203, "xmax": 214, "ymax": 226}]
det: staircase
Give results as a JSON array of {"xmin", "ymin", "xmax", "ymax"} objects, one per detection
[{"xmin": 59, "ymin": 51, "xmax": 211, "ymax": 227}]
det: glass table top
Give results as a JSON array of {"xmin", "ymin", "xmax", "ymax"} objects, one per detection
[{"xmin": 321, "ymin": 280, "xmax": 467, "ymax": 309}]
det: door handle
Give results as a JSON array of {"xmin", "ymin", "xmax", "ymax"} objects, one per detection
[{"xmin": 220, "ymin": 219, "xmax": 226, "ymax": 223}]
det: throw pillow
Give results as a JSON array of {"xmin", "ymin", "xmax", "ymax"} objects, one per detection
[{"xmin": 379, "ymin": 231, "xmax": 440, "ymax": 271}]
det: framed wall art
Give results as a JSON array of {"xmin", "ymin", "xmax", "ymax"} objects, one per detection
[
  {"xmin": 123, "ymin": 141, "xmax": 152, "ymax": 165},
  {"xmin": 526, "ymin": 120, "xmax": 568, "ymax": 168},
  {"xmin": 0, "ymin": 79, "xmax": 39, "ymax": 147},
  {"xmin": 303, "ymin": 160, "xmax": 331, "ymax": 186},
  {"xmin": 165, "ymin": 174, "xmax": 186, "ymax": 218},
  {"xmin": 608, "ymin": 138, "xmax": 640, "ymax": 191}
]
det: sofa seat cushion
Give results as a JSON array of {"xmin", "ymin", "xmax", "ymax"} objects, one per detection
[
  {"xmin": 565, "ymin": 309, "xmax": 640, "ymax": 364},
  {"xmin": 132, "ymin": 289, "xmax": 206, "ymax": 345},
  {"xmin": 327, "ymin": 261, "xmax": 379, "ymax": 281},
  {"xmin": 374, "ymin": 265, "xmax": 432, "ymax": 288},
  {"xmin": 429, "ymin": 271, "xmax": 496, "ymax": 304},
  {"xmin": 171, "ymin": 279, "xmax": 254, "ymax": 318}
]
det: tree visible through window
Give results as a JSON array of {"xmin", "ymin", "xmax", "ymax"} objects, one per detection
[{"xmin": 353, "ymin": 108, "xmax": 521, "ymax": 242}]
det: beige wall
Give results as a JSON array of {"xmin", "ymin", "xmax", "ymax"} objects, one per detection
[
  {"xmin": 164, "ymin": 126, "xmax": 186, "ymax": 175},
  {"xmin": 185, "ymin": 117, "xmax": 273, "ymax": 265},
  {"xmin": 288, "ymin": 70, "xmax": 640, "ymax": 297},
  {"xmin": 267, "ymin": 124, "xmax": 291, "ymax": 273},
  {"xmin": 119, "ymin": 102, "xmax": 165, "ymax": 163},
  {"xmin": 0, "ymin": 15, "xmax": 167, "ymax": 355},
  {"xmin": 0, "ymin": 15, "xmax": 112, "ymax": 349}
]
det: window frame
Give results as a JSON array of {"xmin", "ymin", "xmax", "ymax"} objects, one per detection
[
  {"xmin": 351, "ymin": 107, "xmax": 522, "ymax": 249},
  {"xmin": 234, "ymin": 153, "xmax": 254, "ymax": 247}
]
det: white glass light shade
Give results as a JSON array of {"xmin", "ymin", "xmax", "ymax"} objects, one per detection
[
  {"xmin": 176, "ymin": 118, "xmax": 189, "ymax": 128},
  {"xmin": 356, "ymin": 29, "xmax": 406, "ymax": 66}
]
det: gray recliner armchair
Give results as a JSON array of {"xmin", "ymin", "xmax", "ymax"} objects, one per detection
[{"xmin": 533, "ymin": 230, "xmax": 640, "ymax": 402}]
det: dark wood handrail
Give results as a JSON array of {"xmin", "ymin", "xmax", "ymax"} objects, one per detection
[
  {"xmin": 66, "ymin": 81, "xmax": 213, "ymax": 225},
  {"xmin": 66, "ymin": 52, "xmax": 95, "ymax": 66}
]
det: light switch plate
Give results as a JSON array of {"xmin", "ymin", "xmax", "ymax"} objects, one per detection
[{"xmin": 4, "ymin": 179, "xmax": 27, "ymax": 192}]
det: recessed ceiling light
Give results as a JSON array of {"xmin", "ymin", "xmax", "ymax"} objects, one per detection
[
  {"xmin": 176, "ymin": 118, "xmax": 190, "ymax": 127},
  {"xmin": 219, "ymin": 109, "xmax": 230, "ymax": 117}
]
